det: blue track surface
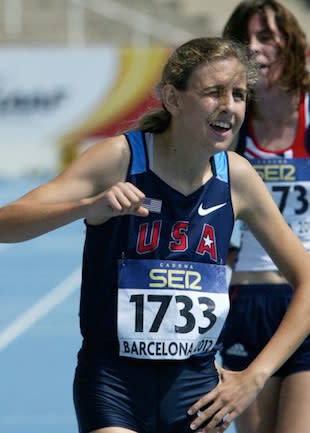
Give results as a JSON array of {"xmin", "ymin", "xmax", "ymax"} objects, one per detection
[{"xmin": 0, "ymin": 176, "xmax": 236, "ymax": 433}]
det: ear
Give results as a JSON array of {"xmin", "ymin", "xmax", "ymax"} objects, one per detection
[{"xmin": 161, "ymin": 84, "xmax": 181, "ymax": 116}]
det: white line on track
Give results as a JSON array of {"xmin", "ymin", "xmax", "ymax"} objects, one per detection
[{"xmin": 0, "ymin": 267, "xmax": 81, "ymax": 351}]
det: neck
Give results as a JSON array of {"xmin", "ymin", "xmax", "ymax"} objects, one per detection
[
  {"xmin": 152, "ymin": 131, "xmax": 213, "ymax": 196},
  {"xmin": 249, "ymin": 86, "xmax": 301, "ymax": 151},
  {"xmin": 252, "ymin": 86, "xmax": 300, "ymax": 125}
]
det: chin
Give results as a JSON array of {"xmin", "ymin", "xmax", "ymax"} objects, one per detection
[
  {"xmin": 213, "ymin": 141, "xmax": 231, "ymax": 152},
  {"xmin": 256, "ymin": 72, "xmax": 276, "ymax": 90}
]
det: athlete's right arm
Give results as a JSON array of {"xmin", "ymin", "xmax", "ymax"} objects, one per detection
[{"xmin": 0, "ymin": 135, "xmax": 148, "ymax": 243}]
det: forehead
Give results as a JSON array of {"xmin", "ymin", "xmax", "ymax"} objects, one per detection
[
  {"xmin": 248, "ymin": 9, "xmax": 282, "ymax": 38},
  {"xmin": 188, "ymin": 58, "xmax": 247, "ymax": 88}
]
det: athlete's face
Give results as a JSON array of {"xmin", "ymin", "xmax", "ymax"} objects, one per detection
[
  {"xmin": 174, "ymin": 57, "xmax": 248, "ymax": 152},
  {"xmin": 247, "ymin": 10, "xmax": 285, "ymax": 89}
]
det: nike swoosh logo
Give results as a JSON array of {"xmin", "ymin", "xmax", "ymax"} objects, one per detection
[{"xmin": 198, "ymin": 202, "xmax": 227, "ymax": 216}]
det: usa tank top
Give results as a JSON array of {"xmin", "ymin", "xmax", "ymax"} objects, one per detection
[{"xmin": 79, "ymin": 131, "xmax": 234, "ymax": 360}]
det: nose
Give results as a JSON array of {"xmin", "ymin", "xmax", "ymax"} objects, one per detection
[
  {"xmin": 219, "ymin": 92, "xmax": 234, "ymax": 111},
  {"xmin": 248, "ymin": 35, "xmax": 262, "ymax": 54}
]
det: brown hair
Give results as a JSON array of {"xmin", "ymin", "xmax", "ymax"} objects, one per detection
[
  {"xmin": 223, "ymin": 0, "xmax": 310, "ymax": 92},
  {"xmin": 135, "ymin": 37, "xmax": 258, "ymax": 133}
]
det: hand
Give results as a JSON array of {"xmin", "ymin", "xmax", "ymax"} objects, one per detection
[
  {"xmin": 187, "ymin": 366, "xmax": 265, "ymax": 432},
  {"xmin": 86, "ymin": 182, "xmax": 149, "ymax": 223}
]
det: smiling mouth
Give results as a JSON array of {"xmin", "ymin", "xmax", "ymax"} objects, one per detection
[
  {"xmin": 209, "ymin": 121, "xmax": 232, "ymax": 132},
  {"xmin": 258, "ymin": 63, "xmax": 268, "ymax": 70}
]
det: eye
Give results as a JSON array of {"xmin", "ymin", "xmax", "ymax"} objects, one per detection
[
  {"xmin": 257, "ymin": 30, "xmax": 274, "ymax": 43},
  {"xmin": 233, "ymin": 90, "xmax": 247, "ymax": 101},
  {"xmin": 202, "ymin": 88, "xmax": 220, "ymax": 97}
]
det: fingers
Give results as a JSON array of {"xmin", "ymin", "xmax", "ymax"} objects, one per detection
[
  {"xmin": 214, "ymin": 362, "xmax": 225, "ymax": 379},
  {"xmin": 189, "ymin": 406, "xmax": 233, "ymax": 432},
  {"xmin": 187, "ymin": 366, "xmax": 259, "ymax": 432},
  {"xmin": 104, "ymin": 182, "xmax": 148, "ymax": 216},
  {"xmin": 188, "ymin": 392, "xmax": 234, "ymax": 432}
]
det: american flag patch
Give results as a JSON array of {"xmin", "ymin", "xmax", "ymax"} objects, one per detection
[{"xmin": 143, "ymin": 197, "xmax": 162, "ymax": 213}]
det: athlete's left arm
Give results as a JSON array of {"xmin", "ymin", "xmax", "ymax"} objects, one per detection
[
  {"xmin": 187, "ymin": 151, "xmax": 310, "ymax": 432},
  {"xmin": 231, "ymin": 151, "xmax": 310, "ymax": 291}
]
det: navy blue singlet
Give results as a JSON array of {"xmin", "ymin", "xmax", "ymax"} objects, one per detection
[
  {"xmin": 74, "ymin": 131, "xmax": 235, "ymax": 433},
  {"xmin": 78, "ymin": 130, "xmax": 234, "ymax": 359}
]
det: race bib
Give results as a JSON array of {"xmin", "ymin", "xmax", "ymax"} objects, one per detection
[
  {"xmin": 253, "ymin": 158, "xmax": 310, "ymax": 243},
  {"xmin": 117, "ymin": 259, "xmax": 229, "ymax": 360}
]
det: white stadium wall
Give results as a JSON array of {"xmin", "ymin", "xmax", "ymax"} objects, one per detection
[{"xmin": 0, "ymin": 46, "xmax": 169, "ymax": 176}]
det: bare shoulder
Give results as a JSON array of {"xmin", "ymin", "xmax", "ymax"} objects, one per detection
[
  {"xmin": 62, "ymin": 134, "xmax": 130, "ymax": 189},
  {"xmin": 76, "ymin": 134, "xmax": 130, "ymax": 171},
  {"xmin": 227, "ymin": 151, "xmax": 256, "ymax": 184},
  {"xmin": 227, "ymin": 151, "xmax": 273, "ymax": 220}
]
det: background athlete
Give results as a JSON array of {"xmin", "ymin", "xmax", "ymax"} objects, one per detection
[
  {"xmin": 220, "ymin": 2, "xmax": 310, "ymax": 433},
  {"xmin": 1, "ymin": 36, "xmax": 310, "ymax": 433}
]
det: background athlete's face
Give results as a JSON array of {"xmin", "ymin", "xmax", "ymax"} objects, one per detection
[{"xmin": 247, "ymin": 9, "xmax": 285, "ymax": 89}]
